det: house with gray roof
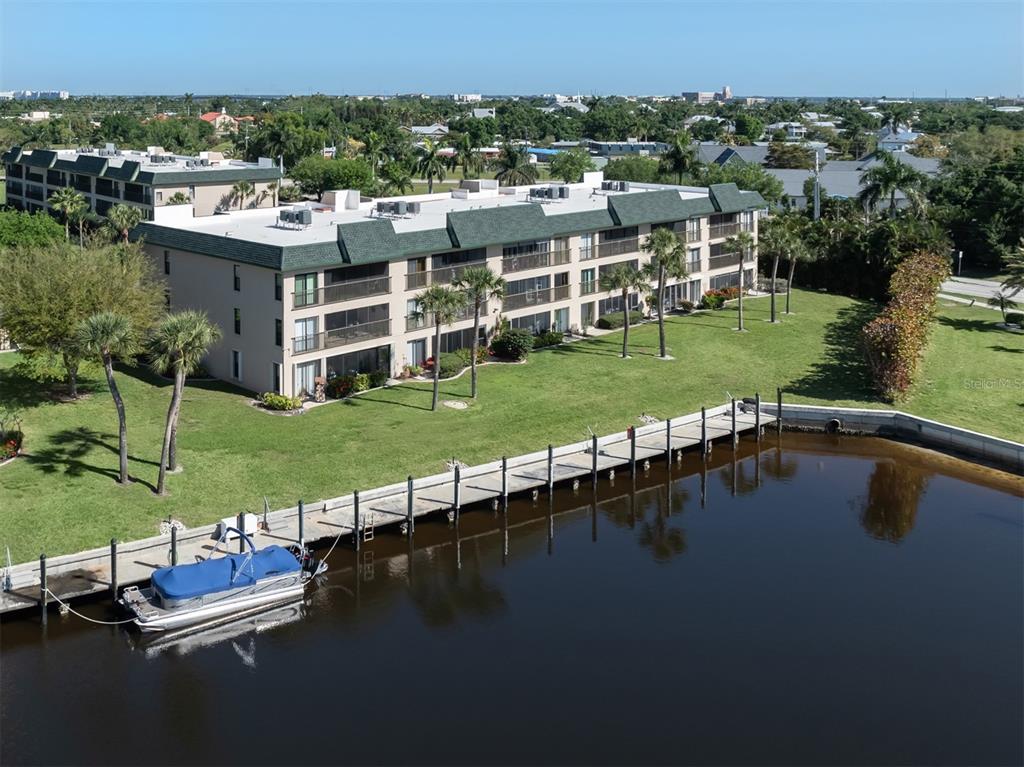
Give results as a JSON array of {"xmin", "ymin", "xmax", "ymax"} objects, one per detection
[{"xmin": 132, "ymin": 172, "xmax": 765, "ymax": 397}]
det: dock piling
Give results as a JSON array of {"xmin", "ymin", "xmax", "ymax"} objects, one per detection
[
  {"xmin": 731, "ymin": 398, "xmax": 737, "ymax": 449},
  {"xmin": 629, "ymin": 427, "xmax": 636, "ymax": 475},
  {"xmin": 39, "ymin": 553, "xmax": 46, "ymax": 626},
  {"xmin": 453, "ymin": 465, "xmax": 461, "ymax": 522},
  {"xmin": 297, "ymin": 500, "xmax": 305, "ymax": 549},
  {"xmin": 353, "ymin": 491, "xmax": 361, "ymax": 552},
  {"xmin": 238, "ymin": 512, "xmax": 246, "ymax": 552},
  {"xmin": 170, "ymin": 525, "xmax": 178, "ymax": 566},
  {"xmin": 665, "ymin": 418, "xmax": 672, "ymax": 464},
  {"xmin": 777, "ymin": 387, "xmax": 783, "ymax": 435},
  {"xmin": 547, "ymin": 444, "xmax": 554, "ymax": 493},
  {"xmin": 406, "ymin": 475, "xmax": 415, "ymax": 536},
  {"xmin": 591, "ymin": 435, "xmax": 598, "ymax": 489},
  {"xmin": 110, "ymin": 539, "xmax": 118, "ymax": 602},
  {"xmin": 755, "ymin": 392, "xmax": 761, "ymax": 440},
  {"xmin": 701, "ymin": 407, "xmax": 708, "ymax": 457},
  {"xmin": 501, "ymin": 456, "xmax": 508, "ymax": 509}
]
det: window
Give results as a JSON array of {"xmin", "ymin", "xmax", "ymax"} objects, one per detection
[
  {"xmin": 234, "ymin": 308, "xmax": 241, "ymax": 335},
  {"xmin": 164, "ymin": 251, "xmax": 170, "ymax": 275},
  {"xmin": 294, "ymin": 317, "xmax": 318, "ymax": 353},
  {"xmin": 274, "ymin": 319, "xmax": 282, "ymax": 346},
  {"xmin": 272, "ymin": 363, "xmax": 282, "ymax": 394},
  {"xmin": 156, "ymin": 191, "xmax": 163, "ymax": 203},
  {"xmin": 510, "ymin": 311, "xmax": 552, "ymax": 334},
  {"xmin": 233, "ymin": 265, "xmax": 241, "ymax": 292},
  {"xmin": 688, "ymin": 247, "xmax": 701, "ymax": 270},
  {"xmin": 274, "ymin": 273, "xmax": 282, "ymax": 301},
  {"xmin": 232, "ymin": 350, "xmax": 242, "ymax": 381},
  {"xmin": 599, "ymin": 226, "xmax": 638, "ymax": 242},
  {"xmin": 294, "ymin": 273, "xmax": 318, "ymax": 307}
]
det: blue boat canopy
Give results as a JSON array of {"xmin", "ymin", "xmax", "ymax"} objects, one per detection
[{"xmin": 152, "ymin": 545, "xmax": 300, "ymax": 600}]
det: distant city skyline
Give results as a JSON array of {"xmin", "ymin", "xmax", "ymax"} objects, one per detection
[{"xmin": 1, "ymin": 1, "xmax": 1021, "ymax": 98}]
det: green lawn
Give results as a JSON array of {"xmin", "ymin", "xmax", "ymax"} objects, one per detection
[{"xmin": 1, "ymin": 289, "xmax": 1020, "ymax": 561}]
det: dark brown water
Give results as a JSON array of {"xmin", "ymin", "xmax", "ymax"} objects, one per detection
[{"xmin": 2, "ymin": 434, "xmax": 1022, "ymax": 767}]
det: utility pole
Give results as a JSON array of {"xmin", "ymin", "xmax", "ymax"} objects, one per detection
[{"xmin": 813, "ymin": 151, "xmax": 821, "ymax": 221}]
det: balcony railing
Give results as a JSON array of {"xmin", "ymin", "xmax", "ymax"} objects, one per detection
[
  {"xmin": 502, "ymin": 285, "xmax": 570, "ymax": 311},
  {"xmin": 687, "ymin": 259, "xmax": 702, "ymax": 273},
  {"xmin": 708, "ymin": 250, "xmax": 755, "ymax": 270},
  {"xmin": 597, "ymin": 238, "xmax": 640, "ymax": 258},
  {"xmin": 292, "ymin": 319, "xmax": 391, "ymax": 354},
  {"xmin": 708, "ymin": 222, "xmax": 740, "ymax": 239},
  {"xmin": 580, "ymin": 281, "xmax": 598, "ymax": 296},
  {"xmin": 405, "ymin": 261, "xmax": 483, "ymax": 291},
  {"xmin": 405, "ymin": 302, "xmax": 484, "ymax": 332},
  {"xmin": 579, "ymin": 247, "xmax": 594, "ymax": 261},
  {"xmin": 293, "ymin": 276, "xmax": 391, "ymax": 309},
  {"xmin": 501, "ymin": 248, "xmax": 571, "ymax": 274}
]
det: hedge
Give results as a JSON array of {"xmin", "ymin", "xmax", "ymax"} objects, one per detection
[
  {"xmin": 491, "ymin": 328, "xmax": 534, "ymax": 360},
  {"xmin": 259, "ymin": 392, "xmax": 303, "ymax": 411},
  {"xmin": 861, "ymin": 250, "xmax": 949, "ymax": 401},
  {"xmin": 596, "ymin": 311, "xmax": 643, "ymax": 329}
]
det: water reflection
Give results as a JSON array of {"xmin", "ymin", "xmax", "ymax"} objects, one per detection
[
  {"xmin": 859, "ymin": 460, "xmax": 930, "ymax": 543},
  {"xmin": 408, "ymin": 545, "xmax": 507, "ymax": 627}
]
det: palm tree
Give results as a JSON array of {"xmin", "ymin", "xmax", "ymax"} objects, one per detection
[
  {"xmin": 165, "ymin": 191, "xmax": 192, "ymax": 206},
  {"xmin": 450, "ymin": 133, "xmax": 482, "ymax": 179},
  {"xmin": 106, "ymin": 203, "xmax": 145, "ymax": 244},
  {"xmin": 381, "ymin": 161, "xmax": 413, "ymax": 196},
  {"xmin": 641, "ymin": 227, "xmax": 688, "ymax": 358},
  {"xmin": 77, "ymin": 312, "xmax": 137, "ymax": 485},
  {"xmin": 493, "ymin": 143, "xmax": 538, "ymax": 186},
  {"xmin": 783, "ymin": 231, "xmax": 811, "ymax": 315},
  {"xmin": 257, "ymin": 181, "xmax": 279, "ymax": 207},
  {"xmin": 858, "ymin": 152, "xmax": 927, "ymax": 218},
  {"xmin": 659, "ymin": 130, "xmax": 698, "ymax": 184},
  {"xmin": 362, "ymin": 131, "xmax": 385, "ymax": 180},
  {"xmin": 757, "ymin": 219, "xmax": 803, "ymax": 324},
  {"xmin": 49, "ymin": 188, "xmax": 86, "ymax": 241},
  {"xmin": 723, "ymin": 231, "xmax": 755, "ymax": 331},
  {"xmin": 600, "ymin": 263, "xmax": 647, "ymax": 358},
  {"xmin": 414, "ymin": 285, "xmax": 468, "ymax": 411},
  {"xmin": 232, "ymin": 180, "xmax": 255, "ymax": 210},
  {"xmin": 183, "ymin": 92, "xmax": 194, "ymax": 118},
  {"xmin": 415, "ymin": 138, "xmax": 448, "ymax": 194},
  {"xmin": 149, "ymin": 310, "xmax": 222, "ymax": 495},
  {"xmin": 999, "ymin": 238, "xmax": 1024, "ymax": 298},
  {"xmin": 879, "ymin": 102, "xmax": 913, "ymax": 133},
  {"xmin": 455, "ymin": 266, "xmax": 505, "ymax": 398}
]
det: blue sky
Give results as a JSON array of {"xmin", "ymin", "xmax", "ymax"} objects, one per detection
[{"xmin": 1, "ymin": 1, "xmax": 1021, "ymax": 97}]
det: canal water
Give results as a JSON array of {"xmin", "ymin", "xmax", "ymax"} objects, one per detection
[{"xmin": 2, "ymin": 434, "xmax": 1022, "ymax": 766}]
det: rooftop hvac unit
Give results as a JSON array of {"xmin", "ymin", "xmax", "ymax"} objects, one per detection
[
  {"xmin": 395, "ymin": 200, "xmax": 407, "ymax": 215},
  {"xmin": 376, "ymin": 201, "xmax": 389, "ymax": 214},
  {"xmin": 407, "ymin": 201, "xmax": 421, "ymax": 214},
  {"xmin": 297, "ymin": 209, "xmax": 312, "ymax": 226},
  {"xmin": 558, "ymin": 185, "xmax": 570, "ymax": 199},
  {"xmin": 200, "ymin": 158, "xmax": 210, "ymax": 166},
  {"xmin": 279, "ymin": 210, "xmax": 290, "ymax": 222},
  {"xmin": 601, "ymin": 180, "xmax": 615, "ymax": 191},
  {"xmin": 620, "ymin": 181, "xmax": 630, "ymax": 192}
]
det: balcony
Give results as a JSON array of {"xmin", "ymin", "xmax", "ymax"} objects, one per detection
[
  {"xmin": 708, "ymin": 222, "xmax": 740, "ymax": 239},
  {"xmin": 405, "ymin": 262, "xmax": 484, "ymax": 291},
  {"xmin": 25, "ymin": 185, "xmax": 44, "ymax": 202},
  {"xmin": 501, "ymin": 248, "xmax": 571, "ymax": 274},
  {"xmin": 597, "ymin": 238, "xmax": 640, "ymax": 258},
  {"xmin": 292, "ymin": 319, "xmax": 391, "ymax": 354},
  {"xmin": 579, "ymin": 247, "xmax": 594, "ymax": 261},
  {"xmin": 687, "ymin": 259, "xmax": 702, "ymax": 273},
  {"xmin": 502, "ymin": 285, "xmax": 570, "ymax": 312},
  {"xmin": 405, "ymin": 302, "xmax": 484, "ymax": 332},
  {"xmin": 580, "ymin": 280, "xmax": 598, "ymax": 296},
  {"xmin": 293, "ymin": 276, "xmax": 391, "ymax": 309},
  {"xmin": 708, "ymin": 250, "xmax": 755, "ymax": 271}
]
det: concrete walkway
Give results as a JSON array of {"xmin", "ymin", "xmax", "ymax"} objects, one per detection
[{"xmin": 1, "ymin": 401, "xmax": 776, "ymax": 616}]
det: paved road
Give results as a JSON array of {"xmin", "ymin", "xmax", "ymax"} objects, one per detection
[{"xmin": 942, "ymin": 277, "xmax": 1003, "ymax": 300}]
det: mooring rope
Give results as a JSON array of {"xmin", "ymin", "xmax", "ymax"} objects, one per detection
[{"xmin": 44, "ymin": 588, "xmax": 136, "ymax": 625}]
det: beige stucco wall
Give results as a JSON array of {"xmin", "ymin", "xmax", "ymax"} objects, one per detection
[{"xmin": 154, "ymin": 180, "xmax": 277, "ymax": 216}]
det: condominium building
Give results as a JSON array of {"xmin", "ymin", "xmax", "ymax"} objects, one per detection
[
  {"xmin": 2, "ymin": 145, "xmax": 282, "ymax": 219},
  {"xmin": 132, "ymin": 173, "xmax": 763, "ymax": 397}
]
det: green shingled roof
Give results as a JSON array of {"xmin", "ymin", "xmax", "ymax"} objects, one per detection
[
  {"xmin": 2, "ymin": 147, "xmax": 22, "ymax": 164},
  {"xmin": 104, "ymin": 161, "xmax": 140, "ymax": 182},
  {"xmin": 23, "ymin": 150, "xmax": 57, "ymax": 169},
  {"xmin": 547, "ymin": 207, "xmax": 617, "ymax": 234},
  {"xmin": 608, "ymin": 189, "xmax": 716, "ymax": 226},
  {"xmin": 337, "ymin": 219, "xmax": 457, "ymax": 265},
  {"xmin": 54, "ymin": 158, "xmax": 77, "ymax": 173},
  {"xmin": 137, "ymin": 166, "xmax": 282, "ymax": 186},
  {"xmin": 447, "ymin": 204, "xmax": 546, "ymax": 249},
  {"xmin": 75, "ymin": 155, "xmax": 108, "ymax": 175}
]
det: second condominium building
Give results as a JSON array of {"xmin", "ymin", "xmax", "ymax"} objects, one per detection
[{"xmin": 132, "ymin": 172, "xmax": 764, "ymax": 397}]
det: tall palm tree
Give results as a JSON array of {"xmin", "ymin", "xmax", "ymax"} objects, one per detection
[
  {"xmin": 659, "ymin": 130, "xmax": 698, "ymax": 184},
  {"xmin": 723, "ymin": 231, "xmax": 755, "ymax": 331},
  {"xmin": 450, "ymin": 133, "xmax": 482, "ymax": 179},
  {"xmin": 183, "ymin": 92, "xmax": 194, "ymax": 118},
  {"xmin": 493, "ymin": 143, "xmax": 538, "ymax": 186},
  {"xmin": 879, "ymin": 102, "xmax": 913, "ymax": 133},
  {"xmin": 106, "ymin": 203, "xmax": 145, "ymax": 244},
  {"xmin": 381, "ymin": 161, "xmax": 413, "ymax": 196},
  {"xmin": 757, "ymin": 219, "xmax": 801, "ymax": 324},
  {"xmin": 600, "ymin": 263, "xmax": 647, "ymax": 359},
  {"xmin": 455, "ymin": 265, "xmax": 505, "ymax": 398},
  {"xmin": 999, "ymin": 238, "xmax": 1024, "ymax": 298},
  {"xmin": 641, "ymin": 227, "xmax": 688, "ymax": 358},
  {"xmin": 858, "ymin": 152, "xmax": 927, "ymax": 218},
  {"xmin": 49, "ymin": 188, "xmax": 86, "ymax": 241},
  {"xmin": 414, "ymin": 284, "xmax": 468, "ymax": 411},
  {"xmin": 783, "ymin": 231, "xmax": 811, "ymax": 315},
  {"xmin": 232, "ymin": 180, "xmax": 255, "ymax": 210},
  {"xmin": 362, "ymin": 131, "xmax": 385, "ymax": 180},
  {"xmin": 77, "ymin": 312, "xmax": 137, "ymax": 485},
  {"xmin": 415, "ymin": 138, "xmax": 448, "ymax": 194},
  {"xmin": 149, "ymin": 310, "xmax": 222, "ymax": 495}
]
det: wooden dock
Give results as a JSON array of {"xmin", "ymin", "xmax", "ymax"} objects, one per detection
[{"xmin": 1, "ymin": 399, "xmax": 777, "ymax": 618}]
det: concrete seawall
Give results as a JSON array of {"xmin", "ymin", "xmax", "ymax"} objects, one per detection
[{"xmin": 763, "ymin": 403, "xmax": 1024, "ymax": 475}]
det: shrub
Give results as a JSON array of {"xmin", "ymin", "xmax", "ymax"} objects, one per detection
[
  {"xmin": 452, "ymin": 346, "xmax": 487, "ymax": 368},
  {"xmin": 325, "ymin": 373, "xmax": 370, "ymax": 399},
  {"xmin": 259, "ymin": 392, "xmax": 302, "ymax": 411},
  {"xmin": 861, "ymin": 250, "xmax": 950, "ymax": 401},
  {"xmin": 678, "ymin": 300, "xmax": 696, "ymax": 313},
  {"xmin": 404, "ymin": 364, "xmax": 423, "ymax": 378},
  {"xmin": 1005, "ymin": 312, "xmax": 1023, "ymax": 326},
  {"xmin": 596, "ymin": 311, "xmax": 643, "ymax": 329},
  {"xmin": 491, "ymin": 328, "xmax": 534, "ymax": 360},
  {"xmin": 438, "ymin": 352, "xmax": 466, "ymax": 378},
  {"xmin": 533, "ymin": 330, "xmax": 564, "ymax": 348},
  {"xmin": 700, "ymin": 292, "xmax": 725, "ymax": 310},
  {"xmin": 368, "ymin": 369, "xmax": 389, "ymax": 388}
]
